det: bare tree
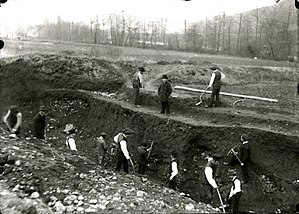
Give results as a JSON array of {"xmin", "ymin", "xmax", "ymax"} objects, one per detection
[
  {"xmin": 226, "ymin": 17, "xmax": 234, "ymax": 53},
  {"xmin": 236, "ymin": 13, "xmax": 243, "ymax": 53},
  {"xmin": 222, "ymin": 12, "xmax": 226, "ymax": 51}
]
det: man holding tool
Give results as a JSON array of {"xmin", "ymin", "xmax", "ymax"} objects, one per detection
[
  {"xmin": 239, "ymin": 134, "xmax": 250, "ymax": 183},
  {"xmin": 205, "ymin": 66, "xmax": 225, "ymax": 108},
  {"xmin": 204, "ymin": 153, "xmax": 225, "ymax": 213},
  {"xmin": 137, "ymin": 141, "xmax": 154, "ymax": 175},
  {"xmin": 114, "ymin": 128, "xmax": 135, "ymax": 174},
  {"xmin": 227, "ymin": 134, "xmax": 251, "ymax": 183}
]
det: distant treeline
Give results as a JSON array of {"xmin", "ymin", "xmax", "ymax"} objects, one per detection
[{"xmin": 14, "ymin": 0, "xmax": 298, "ymax": 61}]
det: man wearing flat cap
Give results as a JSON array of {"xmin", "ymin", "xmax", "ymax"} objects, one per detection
[
  {"xmin": 33, "ymin": 105, "xmax": 46, "ymax": 139},
  {"xmin": 205, "ymin": 66, "xmax": 225, "ymax": 108},
  {"xmin": 158, "ymin": 74, "xmax": 172, "ymax": 115},
  {"xmin": 96, "ymin": 132, "xmax": 108, "ymax": 166},
  {"xmin": 239, "ymin": 134, "xmax": 250, "ymax": 183},
  {"xmin": 113, "ymin": 128, "xmax": 135, "ymax": 173},
  {"xmin": 132, "ymin": 66, "xmax": 145, "ymax": 107}
]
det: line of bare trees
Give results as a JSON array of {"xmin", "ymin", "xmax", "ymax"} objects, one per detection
[
  {"xmin": 16, "ymin": 0, "xmax": 297, "ymax": 60},
  {"xmin": 184, "ymin": 0, "xmax": 297, "ymax": 60}
]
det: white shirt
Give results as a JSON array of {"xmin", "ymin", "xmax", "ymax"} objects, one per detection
[
  {"xmin": 134, "ymin": 71, "xmax": 144, "ymax": 87},
  {"xmin": 3, "ymin": 110, "xmax": 22, "ymax": 132},
  {"xmin": 204, "ymin": 166, "xmax": 218, "ymax": 188},
  {"xmin": 114, "ymin": 133, "xmax": 130, "ymax": 160},
  {"xmin": 208, "ymin": 70, "xmax": 225, "ymax": 88},
  {"xmin": 229, "ymin": 177, "xmax": 242, "ymax": 198},
  {"xmin": 170, "ymin": 161, "xmax": 178, "ymax": 180},
  {"xmin": 66, "ymin": 137, "xmax": 77, "ymax": 151}
]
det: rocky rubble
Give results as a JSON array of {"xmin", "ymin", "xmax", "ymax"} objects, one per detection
[{"xmin": 0, "ymin": 129, "xmax": 220, "ymax": 214}]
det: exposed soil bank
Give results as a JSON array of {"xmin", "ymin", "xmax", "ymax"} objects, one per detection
[{"xmin": 42, "ymin": 89, "xmax": 299, "ymax": 213}]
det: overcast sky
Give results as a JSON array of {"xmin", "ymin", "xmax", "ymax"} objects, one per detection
[{"xmin": 0, "ymin": 0, "xmax": 277, "ymax": 34}]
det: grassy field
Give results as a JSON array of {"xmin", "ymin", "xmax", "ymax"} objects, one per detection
[{"xmin": 1, "ymin": 39, "xmax": 298, "ymax": 68}]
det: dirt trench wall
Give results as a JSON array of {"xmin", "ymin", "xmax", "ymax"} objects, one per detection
[{"xmin": 45, "ymin": 90, "xmax": 299, "ymax": 213}]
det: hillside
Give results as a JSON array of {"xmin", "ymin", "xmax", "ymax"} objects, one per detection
[{"xmin": 0, "ymin": 128, "xmax": 219, "ymax": 214}]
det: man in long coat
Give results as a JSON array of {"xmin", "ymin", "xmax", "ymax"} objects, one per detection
[{"xmin": 158, "ymin": 74, "xmax": 172, "ymax": 115}]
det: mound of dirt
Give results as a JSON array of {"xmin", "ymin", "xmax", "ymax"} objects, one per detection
[{"xmin": 0, "ymin": 130, "xmax": 219, "ymax": 214}]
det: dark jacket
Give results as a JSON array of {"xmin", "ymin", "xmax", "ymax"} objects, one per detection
[
  {"xmin": 137, "ymin": 146, "xmax": 147, "ymax": 165},
  {"xmin": 97, "ymin": 138, "xmax": 107, "ymax": 156},
  {"xmin": 158, "ymin": 81, "xmax": 172, "ymax": 102},
  {"xmin": 239, "ymin": 142, "xmax": 250, "ymax": 164},
  {"xmin": 33, "ymin": 113, "xmax": 46, "ymax": 139}
]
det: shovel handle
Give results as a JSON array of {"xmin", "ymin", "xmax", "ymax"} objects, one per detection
[{"xmin": 216, "ymin": 188, "xmax": 226, "ymax": 213}]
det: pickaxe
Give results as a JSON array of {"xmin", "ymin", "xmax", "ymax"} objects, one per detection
[{"xmin": 227, "ymin": 147, "xmax": 243, "ymax": 166}]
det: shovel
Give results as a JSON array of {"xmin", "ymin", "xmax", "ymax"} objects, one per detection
[
  {"xmin": 196, "ymin": 87, "xmax": 209, "ymax": 106},
  {"xmin": 216, "ymin": 188, "xmax": 226, "ymax": 213},
  {"xmin": 147, "ymin": 141, "xmax": 154, "ymax": 159}
]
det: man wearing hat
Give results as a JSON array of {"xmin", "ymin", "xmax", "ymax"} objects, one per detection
[
  {"xmin": 158, "ymin": 74, "xmax": 172, "ymax": 115},
  {"xmin": 132, "ymin": 66, "xmax": 145, "ymax": 107},
  {"xmin": 33, "ymin": 105, "xmax": 46, "ymax": 139},
  {"xmin": 113, "ymin": 128, "xmax": 135, "ymax": 173},
  {"xmin": 239, "ymin": 134, "xmax": 250, "ymax": 183},
  {"xmin": 205, "ymin": 66, "xmax": 225, "ymax": 108},
  {"xmin": 96, "ymin": 132, "xmax": 108, "ymax": 166},
  {"xmin": 227, "ymin": 170, "xmax": 243, "ymax": 214},
  {"xmin": 203, "ymin": 153, "xmax": 221, "ymax": 204}
]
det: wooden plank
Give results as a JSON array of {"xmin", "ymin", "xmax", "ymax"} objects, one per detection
[{"xmin": 174, "ymin": 86, "xmax": 278, "ymax": 103}]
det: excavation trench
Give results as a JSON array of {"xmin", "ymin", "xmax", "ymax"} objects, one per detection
[
  {"xmin": 1, "ymin": 54, "xmax": 298, "ymax": 213},
  {"xmin": 43, "ymin": 89, "xmax": 299, "ymax": 214}
]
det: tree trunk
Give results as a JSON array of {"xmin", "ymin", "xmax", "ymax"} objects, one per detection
[
  {"xmin": 236, "ymin": 13, "xmax": 243, "ymax": 53},
  {"xmin": 222, "ymin": 12, "xmax": 226, "ymax": 51}
]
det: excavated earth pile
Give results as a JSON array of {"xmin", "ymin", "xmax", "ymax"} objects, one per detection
[
  {"xmin": 0, "ymin": 130, "xmax": 220, "ymax": 214},
  {"xmin": 0, "ymin": 53, "xmax": 299, "ymax": 214}
]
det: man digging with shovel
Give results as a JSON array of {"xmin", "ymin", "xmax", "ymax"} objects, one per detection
[
  {"xmin": 203, "ymin": 153, "xmax": 226, "ymax": 213},
  {"xmin": 114, "ymin": 128, "xmax": 135, "ymax": 174}
]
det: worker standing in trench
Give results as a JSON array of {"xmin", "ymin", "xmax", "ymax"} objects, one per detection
[
  {"xmin": 169, "ymin": 151, "xmax": 179, "ymax": 190},
  {"xmin": 113, "ymin": 128, "xmax": 135, "ymax": 174},
  {"xmin": 203, "ymin": 153, "xmax": 222, "ymax": 204},
  {"xmin": 3, "ymin": 105, "xmax": 23, "ymax": 139},
  {"xmin": 239, "ymin": 134, "xmax": 250, "ymax": 183},
  {"xmin": 96, "ymin": 132, "xmax": 108, "ymax": 166},
  {"xmin": 33, "ymin": 105, "xmax": 46, "ymax": 140},
  {"xmin": 226, "ymin": 170, "xmax": 243, "ymax": 214},
  {"xmin": 228, "ymin": 134, "xmax": 251, "ymax": 184}
]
